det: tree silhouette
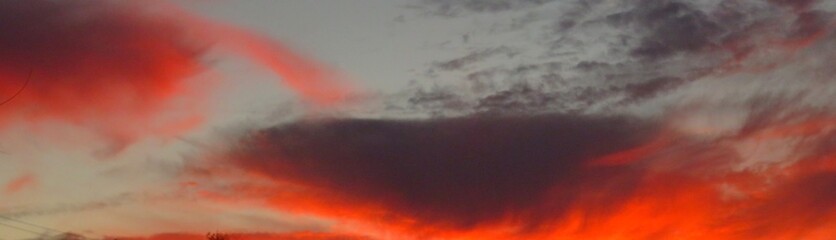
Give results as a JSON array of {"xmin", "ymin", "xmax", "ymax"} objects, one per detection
[{"xmin": 206, "ymin": 232, "xmax": 230, "ymax": 240}]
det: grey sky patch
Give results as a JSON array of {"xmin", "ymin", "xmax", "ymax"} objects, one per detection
[
  {"xmin": 420, "ymin": 0, "xmax": 557, "ymax": 17},
  {"xmin": 392, "ymin": 0, "xmax": 835, "ymax": 117},
  {"xmin": 434, "ymin": 47, "xmax": 518, "ymax": 71}
]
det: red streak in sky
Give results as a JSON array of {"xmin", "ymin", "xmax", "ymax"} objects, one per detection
[{"xmin": 4, "ymin": 173, "xmax": 36, "ymax": 194}]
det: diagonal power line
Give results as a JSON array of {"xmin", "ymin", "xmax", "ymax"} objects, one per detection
[
  {"xmin": 0, "ymin": 215, "xmax": 106, "ymax": 240},
  {"xmin": 0, "ymin": 215, "xmax": 63, "ymax": 234},
  {"xmin": 0, "ymin": 220, "xmax": 43, "ymax": 236},
  {"xmin": 0, "ymin": 69, "xmax": 32, "ymax": 107}
]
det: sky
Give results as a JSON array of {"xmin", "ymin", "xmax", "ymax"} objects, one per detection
[{"xmin": 0, "ymin": 0, "xmax": 835, "ymax": 239}]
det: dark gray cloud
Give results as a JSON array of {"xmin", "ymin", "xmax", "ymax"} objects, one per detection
[
  {"xmin": 769, "ymin": 0, "xmax": 818, "ymax": 11},
  {"xmin": 229, "ymin": 113, "xmax": 659, "ymax": 229},
  {"xmin": 608, "ymin": 0, "xmax": 724, "ymax": 60},
  {"xmin": 420, "ymin": 0, "xmax": 557, "ymax": 16},
  {"xmin": 434, "ymin": 47, "xmax": 518, "ymax": 71},
  {"xmin": 475, "ymin": 82, "xmax": 560, "ymax": 113}
]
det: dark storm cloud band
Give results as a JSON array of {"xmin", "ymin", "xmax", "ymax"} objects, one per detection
[{"xmin": 229, "ymin": 113, "xmax": 660, "ymax": 229}]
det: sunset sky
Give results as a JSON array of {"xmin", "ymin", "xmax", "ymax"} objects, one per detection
[{"xmin": 1, "ymin": 0, "xmax": 835, "ymax": 239}]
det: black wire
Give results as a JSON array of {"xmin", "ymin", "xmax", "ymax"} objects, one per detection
[
  {"xmin": 0, "ymin": 220, "xmax": 42, "ymax": 236},
  {"xmin": 0, "ymin": 215, "xmax": 62, "ymax": 234},
  {"xmin": 0, "ymin": 69, "xmax": 32, "ymax": 106}
]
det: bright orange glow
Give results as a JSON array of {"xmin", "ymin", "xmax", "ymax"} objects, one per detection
[
  {"xmin": 114, "ymin": 231, "xmax": 370, "ymax": 240},
  {"xmin": 241, "ymin": 163, "xmax": 836, "ymax": 240}
]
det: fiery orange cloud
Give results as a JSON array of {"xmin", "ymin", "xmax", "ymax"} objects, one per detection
[{"xmin": 113, "ymin": 231, "xmax": 370, "ymax": 240}]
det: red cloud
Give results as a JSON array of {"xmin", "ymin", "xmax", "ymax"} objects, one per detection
[
  {"xmin": 0, "ymin": 0, "xmax": 210, "ymax": 145},
  {"xmin": 0, "ymin": 1, "xmax": 354, "ymax": 153}
]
